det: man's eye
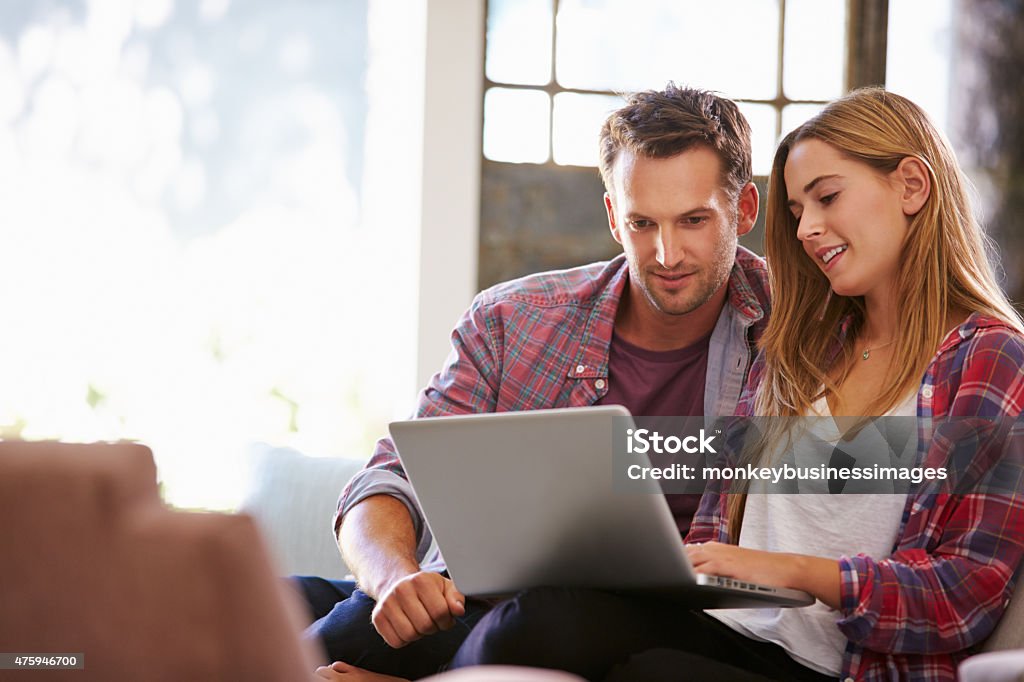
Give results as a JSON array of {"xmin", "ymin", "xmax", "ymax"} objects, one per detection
[
  {"xmin": 629, "ymin": 220, "xmax": 654, "ymax": 229},
  {"xmin": 684, "ymin": 216, "xmax": 708, "ymax": 226},
  {"xmin": 820, "ymin": 192, "xmax": 839, "ymax": 206}
]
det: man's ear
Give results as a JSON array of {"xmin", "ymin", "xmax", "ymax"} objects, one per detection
[
  {"xmin": 735, "ymin": 182, "xmax": 759, "ymax": 237},
  {"xmin": 605, "ymin": 192, "xmax": 623, "ymax": 244},
  {"xmin": 894, "ymin": 156, "xmax": 931, "ymax": 216}
]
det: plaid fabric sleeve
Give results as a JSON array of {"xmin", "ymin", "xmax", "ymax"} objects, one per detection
[
  {"xmin": 837, "ymin": 491, "xmax": 1024, "ymax": 654},
  {"xmin": 686, "ymin": 353, "xmax": 765, "ymax": 545},
  {"xmin": 937, "ymin": 326, "xmax": 1024, "ymax": 417},
  {"xmin": 684, "ymin": 479, "xmax": 727, "ymax": 544},
  {"xmin": 836, "ymin": 327, "xmax": 1024, "ymax": 654},
  {"xmin": 334, "ymin": 295, "xmax": 502, "ymax": 540}
]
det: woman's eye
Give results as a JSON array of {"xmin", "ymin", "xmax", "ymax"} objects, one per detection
[{"xmin": 820, "ymin": 192, "xmax": 839, "ymax": 206}]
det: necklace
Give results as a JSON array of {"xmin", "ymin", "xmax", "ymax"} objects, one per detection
[{"xmin": 860, "ymin": 339, "xmax": 894, "ymax": 360}]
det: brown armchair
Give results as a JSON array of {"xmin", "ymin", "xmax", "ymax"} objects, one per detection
[{"xmin": 0, "ymin": 440, "xmax": 319, "ymax": 681}]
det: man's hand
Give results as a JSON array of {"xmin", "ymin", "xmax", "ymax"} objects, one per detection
[
  {"xmin": 338, "ymin": 496, "xmax": 469, "ymax": 646},
  {"xmin": 339, "ymin": 495, "xmax": 465, "ymax": 647},
  {"xmin": 370, "ymin": 571, "xmax": 466, "ymax": 648}
]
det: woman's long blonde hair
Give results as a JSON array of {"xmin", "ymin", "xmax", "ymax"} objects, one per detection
[
  {"xmin": 727, "ymin": 88, "xmax": 1023, "ymax": 541},
  {"xmin": 757, "ymin": 87, "xmax": 1022, "ymax": 418}
]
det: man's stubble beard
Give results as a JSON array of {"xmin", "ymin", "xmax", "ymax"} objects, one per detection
[{"xmin": 634, "ymin": 225, "xmax": 737, "ymax": 317}]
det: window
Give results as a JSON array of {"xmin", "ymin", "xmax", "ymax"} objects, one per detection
[
  {"xmin": 0, "ymin": 0, "xmax": 420, "ymax": 510},
  {"xmin": 886, "ymin": 0, "xmax": 953, "ymax": 134},
  {"xmin": 483, "ymin": 0, "xmax": 848, "ymax": 175}
]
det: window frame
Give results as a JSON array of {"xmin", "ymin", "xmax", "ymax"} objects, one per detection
[{"xmin": 481, "ymin": 0, "xmax": 890, "ymax": 168}]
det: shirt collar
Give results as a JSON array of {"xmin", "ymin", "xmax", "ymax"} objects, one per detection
[
  {"xmin": 724, "ymin": 246, "xmax": 767, "ymax": 324},
  {"xmin": 569, "ymin": 249, "xmax": 765, "ymax": 378}
]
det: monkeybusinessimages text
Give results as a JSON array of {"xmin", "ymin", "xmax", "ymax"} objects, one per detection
[{"xmin": 623, "ymin": 427, "xmax": 948, "ymax": 486}]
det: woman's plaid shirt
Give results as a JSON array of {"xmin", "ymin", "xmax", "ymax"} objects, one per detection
[{"xmin": 688, "ymin": 314, "xmax": 1024, "ymax": 681}]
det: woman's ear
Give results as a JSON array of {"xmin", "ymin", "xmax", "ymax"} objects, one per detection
[{"xmin": 894, "ymin": 156, "xmax": 931, "ymax": 216}]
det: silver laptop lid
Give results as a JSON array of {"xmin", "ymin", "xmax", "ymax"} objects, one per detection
[{"xmin": 389, "ymin": 406, "xmax": 813, "ymax": 608}]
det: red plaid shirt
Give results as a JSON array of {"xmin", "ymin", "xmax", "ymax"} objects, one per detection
[
  {"xmin": 687, "ymin": 314, "xmax": 1024, "ymax": 681},
  {"xmin": 337, "ymin": 248, "xmax": 770, "ymax": 565}
]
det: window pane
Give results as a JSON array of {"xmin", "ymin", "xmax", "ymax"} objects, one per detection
[
  {"xmin": 486, "ymin": 0, "xmax": 553, "ymax": 85},
  {"xmin": 887, "ymin": 0, "xmax": 953, "ymax": 133},
  {"xmin": 0, "ymin": 0, "xmax": 391, "ymax": 511},
  {"xmin": 781, "ymin": 102, "xmax": 825, "ymax": 137},
  {"xmin": 552, "ymin": 92, "xmax": 622, "ymax": 167},
  {"xmin": 737, "ymin": 102, "xmax": 777, "ymax": 177},
  {"xmin": 783, "ymin": 0, "xmax": 845, "ymax": 100},
  {"xmin": 556, "ymin": 0, "xmax": 779, "ymax": 100},
  {"xmin": 483, "ymin": 87, "xmax": 550, "ymax": 163}
]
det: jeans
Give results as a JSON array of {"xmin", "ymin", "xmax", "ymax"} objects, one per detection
[
  {"xmin": 293, "ymin": 575, "xmax": 492, "ymax": 680},
  {"xmin": 449, "ymin": 586, "xmax": 834, "ymax": 682}
]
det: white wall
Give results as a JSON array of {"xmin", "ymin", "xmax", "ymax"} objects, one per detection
[{"xmin": 414, "ymin": 0, "xmax": 484, "ymax": 391}]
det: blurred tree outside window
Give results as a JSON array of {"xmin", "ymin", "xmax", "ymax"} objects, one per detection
[{"xmin": 0, "ymin": 0, "xmax": 421, "ymax": 509}]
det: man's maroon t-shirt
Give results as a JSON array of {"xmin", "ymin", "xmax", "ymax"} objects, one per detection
[{"xmin": 596, "ymin": 330, "xmax": 711, "ymax": 537}]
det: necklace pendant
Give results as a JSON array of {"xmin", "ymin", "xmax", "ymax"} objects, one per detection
[{"xmin": 862, "ymin": 350, "xmax": 870, "ymax": 360}]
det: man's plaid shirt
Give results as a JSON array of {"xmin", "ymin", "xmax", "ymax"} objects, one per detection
[{"xmin": 336, "ymin": 248, "xmax": 770, "ymax": 567}]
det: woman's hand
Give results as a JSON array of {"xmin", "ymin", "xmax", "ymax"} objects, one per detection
[
  {"xmin": 686, "ymin": 542, "xmax": 798, "ymax": 587},
  {"xmin": 685, "ymin": 541, "xmax": 841, "ymax": 609}
]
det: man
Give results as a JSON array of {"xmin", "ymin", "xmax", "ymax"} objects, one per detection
[{"xmin": 296, "ymin": 83, "xmax": 767, "ymax": 680}]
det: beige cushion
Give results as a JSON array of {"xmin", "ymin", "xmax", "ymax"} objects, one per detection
[
  {"xmin": 422, "ymin": 666, "xmax": 586, "ymax": 681},
  {"xmin": 0, "ymin": 440, "xmax": 319, "ymax": 681},
  {"xmin": 241, "ymin": 443, "xmax": 366, "ymax": 579},
  {"xmin": 984, "ymin": 582, "xmax": 1024, "ymax": 652},
  {"xmin": 960, "ymin": 651, "xmax": 1024, "ymax": 682}
]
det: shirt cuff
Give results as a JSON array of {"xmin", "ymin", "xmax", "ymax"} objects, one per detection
[
  {"xmin": 835, "ymin": 554, "xmax": 875, "ymax": 644},
  {"xmin": 838, "ymin": 554, "xmax": 866, "ymax": 612},
  {"xmin": 335, "ymin": 469, "xmax": 436, "ymax": 564}
]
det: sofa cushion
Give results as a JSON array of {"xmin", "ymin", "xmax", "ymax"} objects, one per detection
[
  {"xmin": 984, "ymin": 578, "xmax": 1024, "ymax": 652},
  {"xmin": 0, "ymin": 440, "xmax": 318, "ymax": 680},
  {"xmin": 241, "ymin": 443, "xmax": 366, "ymax": 580},
  {"xmin": 960, "ymin": 650, "xmax": 1024, "ymax": 682}
]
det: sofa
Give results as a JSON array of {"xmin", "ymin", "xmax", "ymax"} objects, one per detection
[
  {"xmin": 0, "ymin": 440, "xmax": 582, "ymax": 682},
  {"xmin": 6, "ymin": 439, "xmax": 1016, "ymax": 680},
  {"xmin": 0, "ymin": 440, "xmax": 318, "ymax": 681},
  {"xmin": 241, "ymin": 442, "xmax": 367, "ymax": 580},
  {"xmin": 240, "ymin": 443, "xmax": 1024, "ymax": 681}
]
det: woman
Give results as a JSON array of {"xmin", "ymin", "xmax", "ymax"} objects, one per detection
[{"xmin": 675, "ymin": 88, "xmax": 1024, "ymax": 681}]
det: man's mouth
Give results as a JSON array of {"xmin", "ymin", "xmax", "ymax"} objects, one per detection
[
  {"xmin": 650, "ymin": 270, "xmax": 696, "ymax": 289},
  {"xmin": 652, "ymin": 270, "xmax": 694, "ymax": 281}
]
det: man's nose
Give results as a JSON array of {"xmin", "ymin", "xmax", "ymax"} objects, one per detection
[{"xmin": 655, "ymin": 227, "xmax": 684, "ymax": 269}]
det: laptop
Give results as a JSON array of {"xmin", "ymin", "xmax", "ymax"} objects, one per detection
[{"xmin": 389, "ymin": 405, "xmax": 814, "ymax": 609}]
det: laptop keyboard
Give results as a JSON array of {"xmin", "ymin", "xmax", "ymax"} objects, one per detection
[{"xmin": 707, "ymin": 576, "xmax": 776, "ymax": 593}]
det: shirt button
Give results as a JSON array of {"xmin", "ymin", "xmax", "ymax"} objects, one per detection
[
  {"xmin": 922, "ymin": 387, "xmax": 934, "ymax": 399},
  {"xmin": 595, "ymin": 379, "xmax": 606, "ymax": 390},
  {"xmin": 576, "ymin": 364, "xmax": 586, "ymax": 374}
]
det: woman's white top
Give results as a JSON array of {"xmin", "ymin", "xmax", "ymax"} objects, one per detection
[{"xmin": 706, "ymin": 392, "xmax": 916, "ymax": 676}]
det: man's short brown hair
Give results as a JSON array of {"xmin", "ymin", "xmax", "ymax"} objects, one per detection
[{"xmin": 599, "ymin": 83, "xmax": 753, "ymax": 200}]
